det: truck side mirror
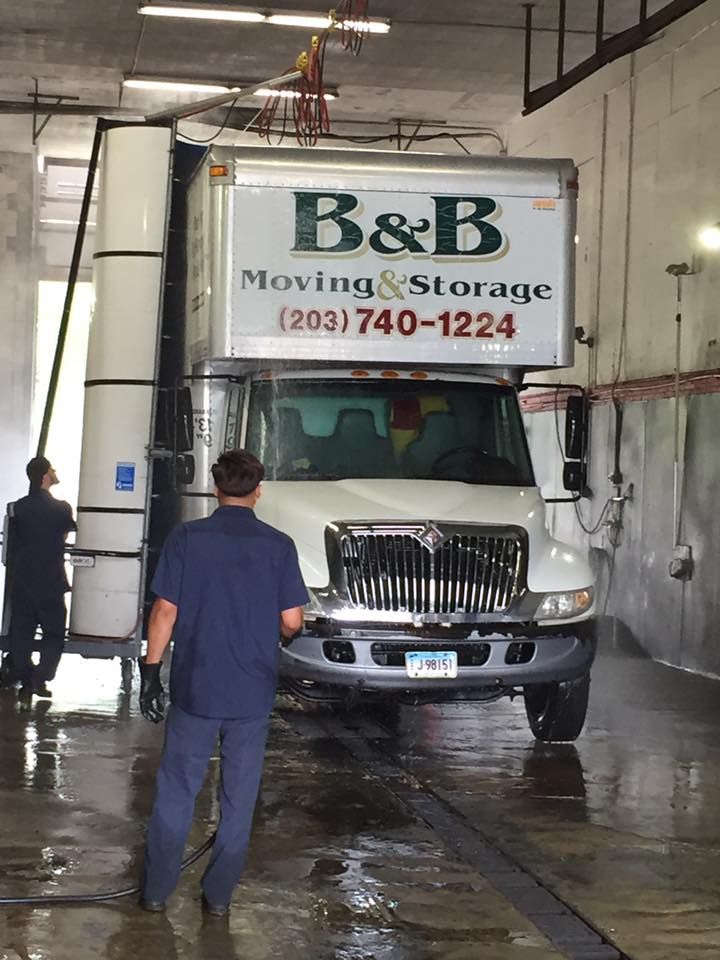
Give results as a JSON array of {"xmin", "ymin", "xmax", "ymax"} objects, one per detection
[
  {"xmin": 155, "ymin": 389, "xmax": 172, "ymax": 448},
  {"xmin": 175, "ymin": 387, "xmax": 194, "ymax": 453},
  {"xmin": 175, "ymin": 453, "xmax": 195, "ymax": 486},
  {"xmin": 563, "ymin": 461, "xmax": 586, "ymax": 493},
  {"xmin": 564, "ymin": 394, "xmax": 588, "ymax": 461}
]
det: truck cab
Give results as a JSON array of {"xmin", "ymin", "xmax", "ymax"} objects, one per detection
[{"xmin": 179, "ymin": 359, "xmax": 595, "ymax": 742}]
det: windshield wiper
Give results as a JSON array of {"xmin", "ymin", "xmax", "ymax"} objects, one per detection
[{"xmin": 276, "ymin": 472, "xmax": 344, "ymax": 481}]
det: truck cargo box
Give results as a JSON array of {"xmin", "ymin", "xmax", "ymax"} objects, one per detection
[{"xmin": 187, "ymin": 147, "xmax": 578, "ymax": 370}]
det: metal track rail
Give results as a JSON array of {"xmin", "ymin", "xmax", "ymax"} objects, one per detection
[{"xmin": 282, "ymin": 705, "xmax": 636, "ymax": 960}]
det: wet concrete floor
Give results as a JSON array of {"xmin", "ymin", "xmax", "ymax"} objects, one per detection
[{"xmin": 1, "ymin": 635, "xmax": 719, "ymax": 959}]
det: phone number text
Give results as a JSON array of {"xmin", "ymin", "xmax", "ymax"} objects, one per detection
[{"xmin": 279, "ymin": 307, "xmax": 517, "ymax": 339}]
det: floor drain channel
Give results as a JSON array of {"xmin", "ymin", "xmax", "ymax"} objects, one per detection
[{"xmin": 291, "ymin": 710, "xmax": 634, "ymax": 960}]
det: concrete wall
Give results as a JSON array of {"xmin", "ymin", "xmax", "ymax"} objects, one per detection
[
  {"xmin": 510, "ymin": 2, "xmax": 720, "ymax": 674},
  {"xmin": 0, "ymin": 152, "xmax": 35, "ymax": 515}
]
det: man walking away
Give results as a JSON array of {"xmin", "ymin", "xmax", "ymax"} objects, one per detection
[
  {"xmin": 4, "ymin": 457, "xmax": 76, "ymax": 699},
  {"xmin": 138, "ymin": 449, "xmax": 308, "ymax": 916}
]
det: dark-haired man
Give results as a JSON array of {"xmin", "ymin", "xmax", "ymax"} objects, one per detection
[
  {"xmin": 138, "ymin": 449, "xmax": 308, "ymax": 916},
  {"xmin": 3, "ymin": 456, "xmax": 76, "ymax": 699}
]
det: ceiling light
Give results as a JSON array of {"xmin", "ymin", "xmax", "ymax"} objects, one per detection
[
  {"xmin": 339, "ymin": 18, "xmax": 390, "ymax": 34},
  {"xmin": 139, "ymin": 4, "xmax": 264, "ymax": 22},
  {"xmin": 124, "ymin": 75, "xmax": 337, "ymax": 99},
  {"xmin": 698, "ymin": 223, "xmax": 720, "ymax": 251},
  {"xmin": 138, "ymin": 4, "xmax": 390, "ymax": 32},
  {"xmin": 123, "ymin": 77, "xmax": 231, "ymax": 93},
  {"xmin": 40, "ymin": 218, "xmax": 97, "ymax": 228},
  {"xmin": 266, "ymin": 13, "xmax": 389, "ymax": 32},
  {"xmin": 254, "ymin": 87, "xmax": 337, "ymax": 100},
  {"xmin": 266, "ymin": 13, "xmax": 332, "ymax": 28}
]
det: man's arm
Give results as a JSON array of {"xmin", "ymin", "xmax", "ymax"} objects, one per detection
[
  {"xmin": 280, "ymin": 606, "xmax": 304, "ymax": 645},
  {"xmin": 145, "ymin": 597, "xmax": 178, "ymax": 663},
  {"xmin": 278, "ymin": 539, "xmax": 309, "ymax": 647}
]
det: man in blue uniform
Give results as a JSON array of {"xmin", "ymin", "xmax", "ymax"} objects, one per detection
[
  {"xmin": 138, "ymin": 449, "xmax": 308, "ymax": 916},
  {"xmin": 3, "ymin": 456, "xmax": 76, "ymax": 699}
]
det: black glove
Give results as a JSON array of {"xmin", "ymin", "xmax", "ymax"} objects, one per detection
[{"xmin": 138, "ymin": 659, "xmax": 165, "ymax": 723}]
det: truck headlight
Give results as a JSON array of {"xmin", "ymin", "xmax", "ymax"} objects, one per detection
[
  {"xmin": 536, "ymin": 588, "xmax": 594, "ymax": 620},
  {"xmin": 304, "ymin": 589, "xmax": 325, "ymax": 623}
]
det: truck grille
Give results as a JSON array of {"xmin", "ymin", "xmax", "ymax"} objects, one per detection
[{"xmin": 337, "ymin": 526, "xmax": 525, "ymax": 616}]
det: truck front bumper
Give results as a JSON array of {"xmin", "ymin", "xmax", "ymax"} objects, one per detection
[{"xmin": 280, "ymin": 620, "xmax": 597, "ymax": 696}]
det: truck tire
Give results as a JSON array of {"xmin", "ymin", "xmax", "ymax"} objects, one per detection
[{"xmin": 523, "ymin": 672, "xmax": 590, "ymax": 743}]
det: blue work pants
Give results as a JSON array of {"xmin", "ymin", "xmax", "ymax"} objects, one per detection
[
  {"xmin": 8, "ymin": 586, "xmax": 66, "ymax": 685},
  {"xmin": 142, "ymin": 704, "xmax": 269, "ymax": 906}
]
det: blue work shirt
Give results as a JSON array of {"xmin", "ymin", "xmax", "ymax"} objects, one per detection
[
  {"xmin": 150, "ymin": 506, "xmax": 308, "ymax": 720},
  {"xmin": 12, "ymin": 489, "xmax": 76, "ymax": 597}
]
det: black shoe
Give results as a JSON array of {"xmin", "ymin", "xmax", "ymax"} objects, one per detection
[
  {"xmin": 201, "ymin": 894, "xmax": 229, "ymax": 918},
  {"xmin": 139, "ymin": 897, "xmax": 166, "ymax": 913},
  {"xmin": 33, "ymin": 683, "xmax": 52, "ymax": 699}
]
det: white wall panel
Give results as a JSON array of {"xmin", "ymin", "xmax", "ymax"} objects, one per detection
[
  {"xmin": 671, "ymin": 18, "xmax": 720, "ymax": 112},
  {"xmin": 511, "ymin": 4, "xmax": 720, "ymax": 676}
]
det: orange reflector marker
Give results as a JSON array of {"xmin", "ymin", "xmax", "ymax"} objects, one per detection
[
  {"xmin": 381, "ymin": 370, "xmax": 399, "ymax": 378},
  {"xmin": 351, "ymin": 370, "xmax": 370, "ymax": 377},
  {"xmin": 496, "ymin": 377, "xmax": 510, "ymax": 386},
  {"xmin": 259, "ymin": 371, "xmax": 273, "ymax": 380},
  {"xmin": 410, "ymin": 371, "xmax": 428, "ymax": 380},
  {"xmin": 209, "ymin": 164, "xmax": 229, "ymax": 178}
]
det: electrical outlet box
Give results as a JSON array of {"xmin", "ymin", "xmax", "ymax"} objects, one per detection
[{"xmin": 669, "ymin": 544, "xmax": 693, "ymax": 581}]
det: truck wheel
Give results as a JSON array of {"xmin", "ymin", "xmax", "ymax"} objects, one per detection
[{"xmin": 523, "ymin": 672, "xmax": 590, "ymax": 743}]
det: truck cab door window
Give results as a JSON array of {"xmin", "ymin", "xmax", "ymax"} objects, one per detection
[{"xmin": 223, "ymin": 385, "xmax": 245, "ymax": 452}]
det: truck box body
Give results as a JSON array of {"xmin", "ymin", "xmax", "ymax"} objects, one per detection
[
  {"xmin": 188, "ymin": 148, "xmax": 577, "ymax": 368},
  {"xmin": 181, "ymin": 147, "xmax": 596, "ymax": 728}
]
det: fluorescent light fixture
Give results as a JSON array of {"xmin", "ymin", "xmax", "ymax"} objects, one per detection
[
  {"xmin": 123, "ymin": 77, "xmax": 231, "ymax": 93},
  {"xmin": 266, "ymin": 13, "xmax": 332, "ymax": 28},
  {"xmin": 254, "ymin": 87, "xmax": 337, "ymax": 100},
  {"xmin": 339, "ymin": 18, "xmax": 390, "ymax": 33},
  {"xmin": 124, "ymin": 75, "xmax": 337, "ymax": 99},
  {"xmin": 139, "ymin": 4, "xmax": 264, "ymax": 22},
  {"xmin": 268, "ymin": 13, "xmax": 389, "ymax": 32},
  {"xmin": 40, "ymin": 218, "xmax": 97, "ymax": 227},
  {"xmin": 138, "ymin": 4, "xmax": 390, "ymax": 32},
  {"xmin": 698, "ymin": 223, "xmax": 720, "ymax": 251}
]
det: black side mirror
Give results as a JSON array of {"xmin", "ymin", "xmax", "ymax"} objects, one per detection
[
  {"xmin": 563, "ymin": 461, "xmax": 586, "ymax": 494},
  {"xmin": 175, "ymin": 453, "xmax": 195, "ymax": 486},
  {"xmin": 564, "ymin": 394, "xmax": 588, "ymax": 461},
  {"xmin": 155, "ymin": 389, "xmax": 172, "ymax": 448},
  {"xmin": 175, "ymin": 387, "xmax": 194, "ymax": 453}
]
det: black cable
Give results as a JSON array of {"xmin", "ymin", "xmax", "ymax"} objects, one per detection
[
  {"xmin": 178, "ymin": 98, "xmax": 240, "ymax": 144},
  {"xmin": 0, "ymin": 831, "xmax": 216, "ymax": 906}
]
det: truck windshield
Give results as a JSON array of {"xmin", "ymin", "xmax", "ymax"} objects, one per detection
[{"xmin": 246, "ymin": 378, "xmax": 534, "ymax": 486}]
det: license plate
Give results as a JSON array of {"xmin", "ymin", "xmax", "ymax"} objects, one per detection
[{"xmin": 405, "ymin": 651, "xmax": 458, "ymax": 679}]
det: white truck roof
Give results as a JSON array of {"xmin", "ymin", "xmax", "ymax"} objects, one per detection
[{"xmin": 187, "ymin": 147, "xmax": 577, "ymax": 370}]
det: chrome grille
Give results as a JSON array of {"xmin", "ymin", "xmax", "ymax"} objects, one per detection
[{"xmin": 338, "ymin": 527, "xmax": 525, "ymax": 616}]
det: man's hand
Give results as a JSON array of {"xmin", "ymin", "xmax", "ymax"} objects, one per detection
[
  {"xmin": 138, "ymin": 659, "xmax": 165, "ymax": 723},
  {"xmin": 280, "ymin": 605, "xmax": 304, "ymax": 647}
]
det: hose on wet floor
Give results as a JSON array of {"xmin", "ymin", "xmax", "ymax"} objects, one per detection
[{"xmin": 0, "ymin": 833, "xmax": 216, "ymax": 906}]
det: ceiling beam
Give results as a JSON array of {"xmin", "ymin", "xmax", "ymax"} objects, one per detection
[{"xmin": 525, "ymin": 0, "xmax": 711, "ymax": 113}]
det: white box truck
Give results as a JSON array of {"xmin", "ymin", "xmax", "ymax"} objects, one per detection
[
  {"xmin": 175, "ymin": 146, "xmax": 596, "ymax": 741},
  {"xmin": 42, "ymin": 128, "xmax": 593, "ymax": 739}
]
